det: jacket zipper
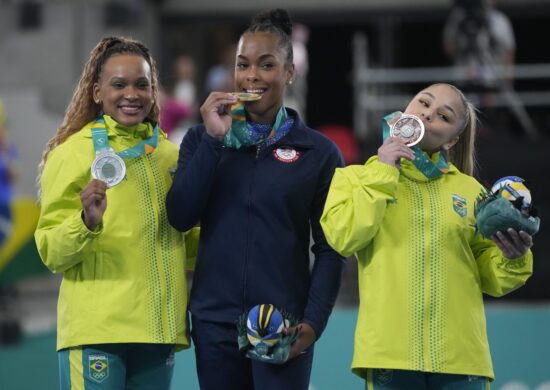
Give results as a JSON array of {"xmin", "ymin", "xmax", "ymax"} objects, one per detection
[{"xmin": 241, "ymin": 146, "xmax": 260, "ymax": 312}]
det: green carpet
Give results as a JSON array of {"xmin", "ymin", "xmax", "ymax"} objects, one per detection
[{"xmin": 1, "ymin": 307, "xmax": 549, "ymax": 389}]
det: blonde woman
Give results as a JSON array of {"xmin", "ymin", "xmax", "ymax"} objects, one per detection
[{"xmin": 321, "ymin": 83, "xmax": 534, "ymax": 389}]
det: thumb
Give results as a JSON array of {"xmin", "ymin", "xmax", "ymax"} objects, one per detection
[{"xmin": 282, "ymin": 324, "xmax": 301, "ymax": 336}]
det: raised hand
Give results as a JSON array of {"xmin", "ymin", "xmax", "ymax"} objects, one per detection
[
  {"xmin": 80, "ymin": 179, "xmax": 108, "ymax": 231},
  {"xmin": 199, "ymin": 92, "xmax": 238, "ymax": 141},
  {"xmin": 378, "ymin": 136, "xmax": 415, "ymax": 169}
]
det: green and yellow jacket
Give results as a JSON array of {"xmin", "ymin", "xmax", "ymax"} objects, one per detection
[
  {"xmin": 320, "ymin": 155, "xmax": 532, "ymax": 379},
  {"xmin": 35, "ymin": 116, "xmax": 198, "ymax": 351}
]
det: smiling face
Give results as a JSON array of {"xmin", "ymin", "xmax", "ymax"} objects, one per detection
[
  {"xmin": 234, "ymin": 31, "xmax": 294, "ymax": 123},
  {"xmin": 404, "ymin": 84, "xmax": 466, "ymax": 153},
  {"xmin": 93, "ymin": 54, "xmax": 154, "ymax": 127}
]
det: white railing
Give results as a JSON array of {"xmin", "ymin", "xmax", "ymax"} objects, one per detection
[{"xmin": 353, "ymin": 32, "xmax": 549, "ymax": 141}]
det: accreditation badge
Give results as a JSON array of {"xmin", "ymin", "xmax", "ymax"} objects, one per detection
[
  {"xmin": 91, "ymin": 150, "xmax": 126, "ymax": 187},
  {"xmin": 390, "ymin": 114, "xmax": 424, "ymax": 146}
]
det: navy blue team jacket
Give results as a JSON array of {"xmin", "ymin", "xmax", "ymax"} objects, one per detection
[{"xmin": 166, "ymin": 108, "xmax": 345, "ymax": 338}]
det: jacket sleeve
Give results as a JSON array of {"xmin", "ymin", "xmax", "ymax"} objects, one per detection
[
  {"xmin": 471, "ymin": 234, "xmax": 533, "ymax": 297},
  {"xmin": 301, "ymin": 143, "xmax": 345, "ymax": 339},
  {"xmin": 166, "ymin": 127, "xmax": 224, "ymax": 232},
  {"xmin": 320, "ymin": 157, "xmax": 400, "ymax": 258},
  {"xmin": 34, "ymin": 147, "xmax": 103, "ymax": 273}
]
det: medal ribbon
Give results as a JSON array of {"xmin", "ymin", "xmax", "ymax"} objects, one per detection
[
  {"xmin": 223, "ymin": 103, "xmax": 291, "ymax": 149},
  {"xmin": 91, "ymin": 116, "xmax": 159, "ymax": 157},
  {"xmin": 382, "ymin": 111, "xmax": 449, "ymax": 179}
]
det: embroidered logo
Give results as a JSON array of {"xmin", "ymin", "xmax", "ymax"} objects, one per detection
[
  {"xmin": 273, "ymin": 147, "xmax": 300, "ymax": 163},
  {"xmin": 452, "ymin": 194, "xmax": 467, "ymax": 218},
  {"xmin": 375, "ymin": 369, "xmax": 394, "ymax": 385},
  {"xmin": 89, "ymin": 354, "xmax": 109, "ymax": 383}
]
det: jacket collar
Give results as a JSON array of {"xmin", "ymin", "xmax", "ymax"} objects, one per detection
[
  {"xmin": 84, "ymin": 115, "xmax": 153, "ymax": 139},
  {"xmin": 400, "ymin": 151, "xmax": 459, "ymax": 182}
]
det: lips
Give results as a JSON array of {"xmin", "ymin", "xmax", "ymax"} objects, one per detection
[
  {"xmin": 244, "ymin": 88, "xmax": 266, "ymax": 94},
  {"xmin": 119, "ymin": 105, "xmax": 143, "ymax": 114}
]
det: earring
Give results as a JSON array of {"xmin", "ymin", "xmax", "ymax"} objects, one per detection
[
  {"xmin": 94, "ymin": 100, "xmax": 101, "ymax": 105},
  {"xmin": 287, "ymin": 80, "xmax": 293, "ymax": 85}
]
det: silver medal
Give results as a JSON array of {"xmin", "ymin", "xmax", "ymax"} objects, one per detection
[
  {"xmin": 91, "ymin": 150, "xmax": 126, "ymax": 187},
  {"xmin": 390, "ymin": 114, "xmax": 424, "ymax": 146}
]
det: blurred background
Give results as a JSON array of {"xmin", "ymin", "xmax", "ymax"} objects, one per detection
[{"xmin": 0, "ymin": 0, "xmax": 549, "ymax": 389}]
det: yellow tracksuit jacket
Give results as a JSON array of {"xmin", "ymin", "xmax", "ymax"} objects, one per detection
[
  {"xmin": 320, "ymin": 155, "xmax": 532, "ymax": 379},
  {"xmin": 35, "ymin": 116, "xmax": 198, "ymax": 351}
]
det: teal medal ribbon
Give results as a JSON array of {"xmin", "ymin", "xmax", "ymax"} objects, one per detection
[
  {"xmin": 382, "ymin": 111, "xmax": 450, "ymax": 179},
  {"xmin": 90, "ymin": 116, "xmax": 159, "ymax": 187},
  {"xmin": 223, "ymin": 103, "xmax": 289, "ymax": 149},
  {"xmin": 91, "ymin": 116, "xmax": 159, "ymax": 157}
]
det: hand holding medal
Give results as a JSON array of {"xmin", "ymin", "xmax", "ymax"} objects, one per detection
[
  {"xmin": 200, "ymin": 92, "xmax": 239, "ymax": 141},
  {"xmin": 80, "ymin": 179, "xmax": 107, "ymax": 231},
  {"xmin": 379, "ymin": 111, "xmax": 425, "ymax": 169}
]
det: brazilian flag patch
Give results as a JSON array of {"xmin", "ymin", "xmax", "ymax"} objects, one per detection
[
  {"xmin": 89, "ymin": 354, "xmax": 109, "ymax": 383},
  {"xmin": 452, "ymin": 194, "xmax": 468, "ymax": 218},
  {"xmin": 375, "ymin": 369, "xmax": 394, "ymax": 385}
]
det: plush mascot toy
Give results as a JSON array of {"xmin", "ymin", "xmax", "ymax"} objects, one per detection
[
  {"xmin": 475, "ymin": 176, "xmax": 540, "ymax": 239},
  {"xmin": 237, "ymin": 304, "xmax": 299, "ymax": 364}
]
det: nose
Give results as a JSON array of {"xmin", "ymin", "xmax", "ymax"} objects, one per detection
[
  {"xmin": 421, "ymin": 111, "xmax": 432, "ymax": 122},
  {"xmin": 124, "ymin": 86, "xmax": 138, "ymax": 100},
  {"xmin": 245, "ymin": 65, "xmax": 259, "ymax": 82}
]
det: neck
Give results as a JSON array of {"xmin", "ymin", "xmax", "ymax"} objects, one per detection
[{"xmin": 421, "ymin": 147, "xmax": 444, "ymax": 157}]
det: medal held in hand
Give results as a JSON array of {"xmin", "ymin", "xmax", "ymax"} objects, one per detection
[
  {"xmin": 90, "ymin": 115, "xmax": 159, "ymax": 187},
  {"xmin": 389, "ymin": 114, "xmax": 424, "ymax": 146},
  {"xmin": 91, "ymin": 151, "xmax": 126, "ymax": 187}
]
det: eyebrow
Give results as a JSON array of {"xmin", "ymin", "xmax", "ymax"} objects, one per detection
[
  {"xmin": 420, "ymin": 91, "xmax": 457, "ymax": 118},
  {"xmin": 109, "ymin": 76, "xmax": 149, "ymax": 82},
  {"xmin": 237, "ymin": 53, "xmax": 276, "ymax": 61}
]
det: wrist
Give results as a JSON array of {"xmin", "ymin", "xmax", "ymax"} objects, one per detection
[
  {"xmin": 81, "ymin": 210, "xmax": 98, "ymax": 231},
  {"xmin": 205, "ymin": 130, "xmax": 225, "ymax": 142},
  {"xmin": 378, "ymin": 158, "xmax": 396, "ymax": 168}
]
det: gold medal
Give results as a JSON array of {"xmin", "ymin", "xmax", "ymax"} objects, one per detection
[{"xmin": 232, "ymin": 92, "xmax": 262, "ymax": 102}]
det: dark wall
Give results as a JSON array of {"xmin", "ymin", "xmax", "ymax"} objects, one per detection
[{"xmin": 160, "ymin": 4, "xmax": 550, "ymax": 300}]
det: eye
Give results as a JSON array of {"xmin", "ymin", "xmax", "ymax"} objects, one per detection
[
  {"xmin": 236, "ymin": 62, "xmax": 248, "ymax": 70},
  {"xmin": 112, "ymin": 82, "xmax": 125, "ymax": 89},
  {"xmin": 419, "ymin": 98, "xmax": 429, "ymax": 107},
  {"xmin": 137, "ymin": 81, "xmax": 150, "ymax": 89},
  {"xmin": 260, "ymin": 63, "xmax": 274, "ymax": 70},
  {"xmin": 439, "ymin": 112, "xmax": 450, "ymax": 122}
]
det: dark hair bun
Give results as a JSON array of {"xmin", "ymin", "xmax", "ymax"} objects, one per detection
[{"xmin": 251, "ymin": 8, "xmax": 292, "ymax": 36}]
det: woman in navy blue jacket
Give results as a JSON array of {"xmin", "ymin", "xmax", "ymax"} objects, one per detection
[{"xmin": 166, "ymin": 9, "xmax": 345, "ymax": 390}]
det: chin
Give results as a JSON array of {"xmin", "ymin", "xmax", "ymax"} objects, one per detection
[{"xmin": 116, "ymin": 115, "xmax": 146, "ymax": 127}]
